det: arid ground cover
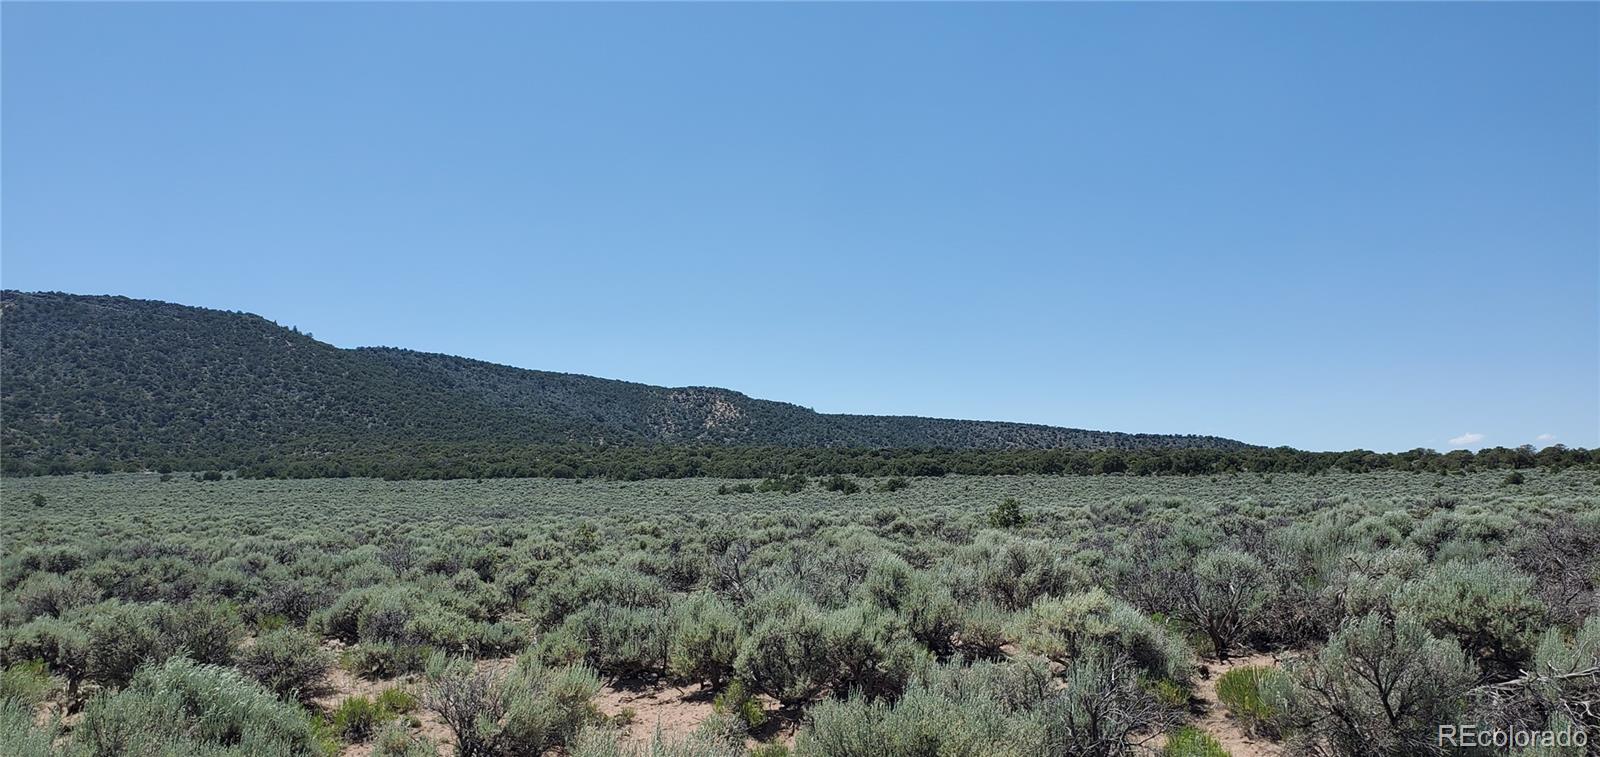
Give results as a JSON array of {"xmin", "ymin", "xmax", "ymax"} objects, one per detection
[{"xmin": 3, "ymin": 470, "xmax": 1597, "ymax": 755}]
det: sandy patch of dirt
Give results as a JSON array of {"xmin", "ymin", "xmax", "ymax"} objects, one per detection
[
  {"xmin": 593, "ymin": 678, "xmax": 801, "ymax": 750},
  {"xmin": 595, "ymin": 679, "xmax": 720, "ymax": 746}
]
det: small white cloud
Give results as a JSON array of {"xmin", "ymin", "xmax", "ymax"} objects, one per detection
[
  {"xmin": 1536, "ymin": 433, "xmax": 1556, "ymax": 442},
  {"xmin": 1448, "ymin": 432, "xmax": 1485, "ymax": 446}
]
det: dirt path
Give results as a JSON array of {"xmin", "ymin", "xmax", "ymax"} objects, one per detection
[{"xmin": 1190, "ymin": 653, "xmax": 1285, "ymax": 757}]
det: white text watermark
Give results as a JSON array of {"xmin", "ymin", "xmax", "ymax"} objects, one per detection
[{"xmin": 1439, "ymin": 724, "xmax": 1587, "ymax": 749}]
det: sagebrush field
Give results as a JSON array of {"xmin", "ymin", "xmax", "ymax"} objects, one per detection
[{"xmin": 3, "ymin": 470, "xmax": 1597, "ymax": 756}]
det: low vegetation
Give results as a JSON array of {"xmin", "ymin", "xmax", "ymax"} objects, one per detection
[{"xmin": 1, "ymin": 470, "xmax": 1596, "ymax": 755}]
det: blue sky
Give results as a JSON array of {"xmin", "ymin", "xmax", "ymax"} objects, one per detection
[{"xmin": 4, "ymin": 3, "xmax": 1595, "ymax": 452}]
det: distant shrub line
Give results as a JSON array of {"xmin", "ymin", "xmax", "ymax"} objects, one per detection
[{"xmin": 6, "ymin": 439, "xmax": 1591, "ymax": 481}]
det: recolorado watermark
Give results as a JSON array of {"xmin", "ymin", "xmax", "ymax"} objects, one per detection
[{"xmin": 1439, "ymin": 724, "xmax": 1587, "ymax": 749}]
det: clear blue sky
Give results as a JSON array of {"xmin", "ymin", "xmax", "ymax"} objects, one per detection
[{"xmin": 4, "ymin": 3, "xmax": 1596, "ymax": 452}]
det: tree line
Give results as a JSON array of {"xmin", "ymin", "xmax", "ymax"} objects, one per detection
[{"xmin": 5, "ymin": 439, "xmax": 1591, "ymax": 480}]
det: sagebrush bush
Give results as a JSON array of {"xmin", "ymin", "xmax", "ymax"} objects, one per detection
[
  {"xmin": 1398, "ymin": 559, "xmax": 1547, "ymax": 677},
  {"xmin": 159, "ymin": 601, "xmax": 245, "ymax": 667},
  {"xmin": 0, "ymin": 616, "xmax": 88, "ymax": 703},
  {"xmin": 552, "ymin": 603, "xmax": 672, "ymax": 676},
  {"xmin": 736, "ymin": 606, "xmax": 834, "ymax": 705},
  {"xmin": 955, "ymin": 601, "xmax": 1009, "ymax": 659},
  {"xmin": 11, "ymin": 573, "xmax": 97, "ymax": 619},
  {"xmin": 238, "ymin": 627, "xmax": 333, "ymax": 702},
  {"xmin": 568, "ymin": 723, "xmax": 745, "ymax": 757},
  {"xmin": 668, "ymin": 591, "xmax": 740, "ymax": 687},
  {"xmin": 1324, "ymin": 547, "xmax": 1426, "ymax": 622},
  {"xmin": 533, "ymin": 567, "xmax": 668, "ymax": 628},
  {"xmin": 425, "ymin": 654, "xmax": 601, "ymax": 757},
  {"xmin": 81, "ymin": 601, "xmax": 165, "ymax": 689},
  {"xmin": 372, "ymin": 721, "xmax": 441, "ymax": 757},
  {"xmin": 797, "ymin": 662, "xmax": 1036, "ymax": 756},
  {"xmin": 1288, "ymin": 614, "xmax": 1476, "ymax": 756},
  {"xmin": 1038, "ymin": 650, "xmax": 1180, "ymax": 755},
  {"xmin": 1183, "ymin": 547, "xmax": 1276, "ymax": 660},
  {"xmin": 73, "ymin": 657, "xmax": 328, "ymax": 755},
  {"xmin": 858, "ymin": 555, "xmax": 960, "ymax": 654},
  {"xmin": 499, "ymin": 660, "xmax": 603, "ymax": 754},
  {"xmin": 0, "ymin": 698, "xmax": 57, "ymax": 757},
  {"xmin": 822, "ymin": 605, "xmax": 929, "ymax": 699},
  {"xmin": 945, "ymin": 533, "xmax": 1082, "ymax": 611},
  {"xmin": 797, "ymin": 656, "xmax": 1074, "ymax": 756},
  {"xmin": 1015, "ymin": 588, "xmax": 1194, "ymax": 684},
  {"xmin": 344, "ymin": 642, "xmax": 430, "ymax": 679}
]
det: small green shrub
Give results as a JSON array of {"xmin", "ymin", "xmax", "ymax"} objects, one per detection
[
  {"xmin": 332, "ymin": 695, "xmax": 382, "ymax": 742},
  {"xmin": 1150, "ymin": 678, "xmax": 1189, "ymax": 710},
  {"xmin": 712, "ymin": 679, "xmax": 767, "ymax": 731},
  {"xmin": 0, "ymin": 661, "xmax": 54, "ymax": 708},
  {"xmin": 873, "ymin": 477, "xmax": 910, "ymax": 493},
  {"xmin": 1215, "ymin": 665, "xmax": 1289, "ymax": 734},
  {"xmin": 822, "ymin": 475, "xmax": 861, "ymax": 495},
  {"xmin": 987, "ymin": 498, "xmax": 1027, "ymax": 528},
  {"xmin": 372, "ymin": 721, "xmax": 440, "ymax": 756},
  {"xmin": 1163, "ymin": 726, "xmax": 1230, "ymax": 757},
  {"xmin": 375, "ymin": 686, "xmax": 419, "ymax": 714}
]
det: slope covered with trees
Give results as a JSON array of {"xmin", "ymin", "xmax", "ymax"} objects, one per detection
[{"xmin": 0, "ymin": 291, "xmax": 1247, "ymax": 474}]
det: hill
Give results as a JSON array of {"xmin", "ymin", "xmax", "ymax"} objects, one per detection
[{"xmin": 0, "ymin": 291, "xmax": 1248, "ymax": 473}]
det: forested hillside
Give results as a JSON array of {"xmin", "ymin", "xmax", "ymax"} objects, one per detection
[{"xmin": 1, "ymin": 291, "xmax": 1246, "ymax": 474}]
